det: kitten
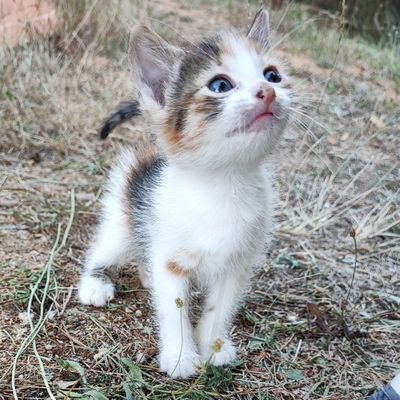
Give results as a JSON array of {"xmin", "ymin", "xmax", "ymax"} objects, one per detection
[{"xmin": 78, "ymin": 9, "xmax": 294, "ymax": 378}]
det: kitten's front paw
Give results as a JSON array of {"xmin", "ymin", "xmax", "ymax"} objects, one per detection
[
  {"xmin": 159, "ymin": 350, "xmax": 201, "ymax": 379},
  {"xmin": 78, "ymin": 275, "xmax": 115, "ymax": 307},
  {"xmin": 201, "ymin": 339, "xmax": 236, "ymax": 367}
]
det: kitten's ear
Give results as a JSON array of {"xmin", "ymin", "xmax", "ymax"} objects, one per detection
[
  {"xmin": 129, "ymin": 24, "xmax": 182, "ymax": 106},
  {"xmin": 247, "ymin": 8, "xmax": 271, "ymax": 47}
]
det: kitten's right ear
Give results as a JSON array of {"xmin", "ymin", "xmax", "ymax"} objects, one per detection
[{"xmin": 129, "ymin": 25, "xmax": 182, "ymax": 106}]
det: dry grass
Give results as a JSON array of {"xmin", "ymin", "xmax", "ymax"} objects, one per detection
[{"xmin": 0, "ymin": 1, "xmax": 399, "ymax": 399}]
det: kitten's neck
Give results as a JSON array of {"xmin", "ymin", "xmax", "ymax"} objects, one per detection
[
  {"xmin": 164, "ymin": 145, "xmax": 269, "ymax": 177},
  {"xmin": 168, "ymin": 157, "xmax": 266, "ymax": 185}
]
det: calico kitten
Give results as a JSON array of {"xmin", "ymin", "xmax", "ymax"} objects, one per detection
[{"xmin": 78, "ymin": 9, "xmax": 294, "ymax": 378}]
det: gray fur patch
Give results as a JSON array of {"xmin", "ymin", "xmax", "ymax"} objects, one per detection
[{"xmin": 167, "ymin": 36, "xmax": 222, "ymax": 133}]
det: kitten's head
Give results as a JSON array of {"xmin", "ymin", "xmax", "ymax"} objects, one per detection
[{"xmin": 130, "ymin": 9, "xmax": 293, "ymax": 168}]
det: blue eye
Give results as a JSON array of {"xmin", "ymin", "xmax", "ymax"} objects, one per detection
[
  {"xmin": 208, "ymin": 77, "xmax": 233, "ymax": 93},
  {"xmin": 264, "ymin": 67, "xmax": 282, "ymax": 83}
]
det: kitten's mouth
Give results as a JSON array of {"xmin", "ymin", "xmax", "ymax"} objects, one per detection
[
  {"xmin": 226, "ymin": 106, "xmax": 277, "ymax": 137},
  {"xmin": 245, "ymin": 108, "xmax": 275, "ymax": 131},
  {"xmin": 251, "ymin": 110, "xmax": 274, "ymax": 125}
]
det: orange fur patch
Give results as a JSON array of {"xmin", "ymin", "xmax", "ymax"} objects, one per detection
[
  {"xmin": 166, "ymin": 262, "xmax": 189, "ymax": 277},
  {"xmin": 166, "ymin": 129, "xmax": 183, "ymax": 146}
]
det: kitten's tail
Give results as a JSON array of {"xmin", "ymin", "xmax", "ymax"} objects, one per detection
[{"xmin": 99, "ymin": 100, "xmax": 141, "ymax": 139}]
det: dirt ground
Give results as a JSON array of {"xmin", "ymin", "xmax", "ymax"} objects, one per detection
[{"xmin": 0, "ymin": 1, "xmax": 399, "ymax": 399}]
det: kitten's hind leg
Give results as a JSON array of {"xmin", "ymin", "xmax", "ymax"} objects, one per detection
[
  {"xmin": 78, "ymin": 221, "xmax": 131, "ymax": 306},
  {"xmin": 78, "ymin": 149, "xmax": 140, "ymax": 306},
  {"xmin": 78, "ymin": 195, "xmax": 133, "ymax": 307}
]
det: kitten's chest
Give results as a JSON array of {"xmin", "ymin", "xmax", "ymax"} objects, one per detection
[
  {"xmin": 195, "ymin": 186, "xmax": 265, "ymax": 244},
  {"xmin": 157, "ymin": 167, "xmax": 271, "ymax": 267}
]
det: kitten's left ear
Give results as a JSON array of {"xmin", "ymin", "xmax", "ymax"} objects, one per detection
[{"xmin": 247, "ymin": 8, "xmax": 271, "ymax": 48}]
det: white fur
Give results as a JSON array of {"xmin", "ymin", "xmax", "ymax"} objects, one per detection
[
  {"xmin": 78, "ymin": 25, "xmax": 291, "ymax": 378},
  {"xmin": 148, "ymin": 163, "xmax": 273, "ymax": 375},
  {"xmin": 78, "ymin": 276, "xmax": 115, "ymax": 307}
]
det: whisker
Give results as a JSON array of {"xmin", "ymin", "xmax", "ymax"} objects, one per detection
[
  {"xmin": 291, "ymin": 96, "xmax": 348, "ymax": 104},
  {"xmin": 287, "ymin": 107, "xmax": 330, "ymax": 132}
]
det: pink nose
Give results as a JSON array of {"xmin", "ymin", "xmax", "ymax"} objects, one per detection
[{"xmin": 256, "ymin": 84, "xmax": 276, "ymax": 105}]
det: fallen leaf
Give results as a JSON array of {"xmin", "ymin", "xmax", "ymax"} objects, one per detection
[{"xmin": 57, "ymin": 379, "xmax": 80, "ymax": 390}]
